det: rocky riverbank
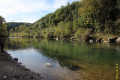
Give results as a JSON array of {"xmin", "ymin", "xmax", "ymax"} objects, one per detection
[
  {"xmin": 54, "ymin": 36, "xmax": 120, "ymax": 44},
  {"xmin": 0, "ymin": 51, "xmax": 44, "ymax": 80}
]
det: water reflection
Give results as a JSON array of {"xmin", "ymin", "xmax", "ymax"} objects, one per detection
[{"xmin": 6, "ymin": 38, "xmax": 120, "ymax": 80}]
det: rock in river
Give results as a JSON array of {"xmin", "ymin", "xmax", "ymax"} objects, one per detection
[
  {"xmin": 89, "ymin": 39, "xmax": 94, "ymax": 43},
  {"xmin": 45, "ymin": 63, "xmax": 52, "ymax": 67}
]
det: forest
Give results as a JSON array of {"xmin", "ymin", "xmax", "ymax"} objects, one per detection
[{"xmin": 1, "ymin": 0, "xmax": 120, "ymax": 40}]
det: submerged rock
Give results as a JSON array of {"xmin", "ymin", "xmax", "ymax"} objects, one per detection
[{"xmin": 45, "ymin": 63, "xmax": 52, "ymax": 67}]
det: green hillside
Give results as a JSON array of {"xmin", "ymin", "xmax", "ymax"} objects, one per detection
[{"xmin": 7, "ymin": 22, "xmax": 31, "ymax": 31}]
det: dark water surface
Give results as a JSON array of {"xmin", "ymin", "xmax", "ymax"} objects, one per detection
[{"xmin": 5, "ymin": 38, "xmax": 120, "ymax": 80}]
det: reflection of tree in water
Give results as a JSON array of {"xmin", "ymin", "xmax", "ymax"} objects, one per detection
[
  {"xmin": 36, "ymin": 40, "xmax": 120, "ymax": 71},
  {"xmin": 6, "ymin": 38, "xmax": 34, "ymax": 50},
  {"xmin": 6, "ymin": 38, "xmax": 120, "ymax": 71}
]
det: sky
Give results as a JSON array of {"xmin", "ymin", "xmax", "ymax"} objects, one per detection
[{"xmin": 0, "ymin": 0, "xmax": 78, "ymax": 23}]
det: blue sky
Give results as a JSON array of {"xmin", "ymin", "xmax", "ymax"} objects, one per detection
[{"xmin": 0, "ymin": 0, "xmax": 78, "ymax": 23}]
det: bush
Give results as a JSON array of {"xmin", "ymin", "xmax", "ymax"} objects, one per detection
[{"xmin": 74, "ymin": 28, "xmax": 92, "ymax": 40}]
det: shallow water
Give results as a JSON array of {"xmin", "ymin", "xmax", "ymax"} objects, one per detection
[{"xmin": 5, "ymin": 38, "xmax": 120, "ymax": 80}]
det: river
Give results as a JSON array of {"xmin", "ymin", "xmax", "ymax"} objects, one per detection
[{"xmin": 5, "ymin": 38, "xmax": 120, "ymax": 80}]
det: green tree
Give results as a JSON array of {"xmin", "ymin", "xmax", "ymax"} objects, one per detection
[
  {"xmin": 0, "ymin": 16, "xmax": 7, "ymax": 52},
  {"xmin": 15, "ymin": 27, "xmax": 19, "ymax": 32},
  {"xmin": 10, "ymin": 29, "xmax": 14, "ymax": 34}
]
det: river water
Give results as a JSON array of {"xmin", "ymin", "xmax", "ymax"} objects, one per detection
[{"xmin": 5, "ymin": 38, "xmax": 120, "ymax": 80}]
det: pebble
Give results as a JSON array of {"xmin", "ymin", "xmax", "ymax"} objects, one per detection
[{"xmin": 2, "ymin": 76, "xmax": 7, "ymax": 79}]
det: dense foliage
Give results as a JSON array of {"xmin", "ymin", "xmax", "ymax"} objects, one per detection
[
  {"xmin": 9, "ymin": 0, "xmax": 120, "ymax": 39},
  {"xmin": 0, "ymin": 16, "xmax": 8, "ymax": 51},
  {"xmin": 0, "ymin": 16, "xmax": 8, "ymax": 37}
]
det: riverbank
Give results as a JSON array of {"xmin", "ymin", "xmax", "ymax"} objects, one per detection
[
  {"xmin": 0, "ymin": 51, "xmax": 44, "ymax": 80},
  {"xmin": 53, "ymin": 34, "xmax": 120, "ymax": 44},
  {"xmin": 9, "ymin": 33, "xmax": 120, "ymax": 44}
]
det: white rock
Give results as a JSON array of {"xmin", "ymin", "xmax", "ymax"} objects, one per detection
[
  {"xmin": 116, "ymin": 37, "xmax": 120, "ymax": 43},
  {"xmin": 89, "ymin": 39, "xmax": 94, "ymax": 43},
  {"xmin": 45, "ymin": 63, "xmax": 52, "ymax": 67}
]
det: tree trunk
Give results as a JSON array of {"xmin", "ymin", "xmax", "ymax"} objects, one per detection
[{"xmin": 0, "ymin": 37, "xmax": 4, "ymax": 52}]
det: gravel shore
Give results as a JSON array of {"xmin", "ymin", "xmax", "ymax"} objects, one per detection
[{"xmin": 0, "ymin": 51, "xmax": 44, "ymax": 80}]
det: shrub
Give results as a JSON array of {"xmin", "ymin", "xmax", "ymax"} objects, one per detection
[{"xmin": 74, "ymin": 28, "xmax": 92, "ymax": 40}]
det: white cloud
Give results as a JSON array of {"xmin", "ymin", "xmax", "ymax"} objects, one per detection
[
  {"xmin": 0, "ymin": 0, "xmax": 77, "ymax": 23},
  {"xmin": 7, "ymin": 16, "xmax": 38, "ymax": 23},
  {"xmin": 0, "ymin": 0, "xmax": 50, "ymax": 17}
]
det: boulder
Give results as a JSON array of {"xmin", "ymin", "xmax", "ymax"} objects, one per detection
[
  {"xmin": 14, "ymin": 58, "xmax": 18, "ymax": 62},
  {"xmin": 116, "ymin": 37, "xmax": 120, "ymax": 43},
  {"xmin": 89, "ymin": 39, "xmax": 94, "ymax": 43},
  {"xmin": 55, "ymin": 37, "xmax": 59, "ymax": 41}
]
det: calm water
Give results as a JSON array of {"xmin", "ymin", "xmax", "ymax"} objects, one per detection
[{"xmin": 5, "ymin": 38, "xmax": 120, "ymax": 80}]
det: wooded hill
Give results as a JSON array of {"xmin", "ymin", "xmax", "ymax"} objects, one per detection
[
  {"xmin": 7, "ymin": 22, "xmax": 31, "ymax": 32},
  {"xmin": 9, "ymin": 0, "xmax": 120, "ymax": 39}
]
